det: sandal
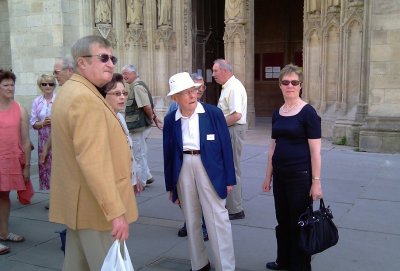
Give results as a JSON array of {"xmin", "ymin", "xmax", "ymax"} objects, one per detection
[
  {"xmin": 0, "ymin": 232, "xmax": 25, "ymax": 243},
  {"xmin": 0, "ymin": 243, "xmax": 10, "ymax": 255}
]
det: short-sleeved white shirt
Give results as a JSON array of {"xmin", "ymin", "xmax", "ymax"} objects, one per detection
[{"xmin": 217, "ymin": 75, "xmax": 247, "ymax": 125}]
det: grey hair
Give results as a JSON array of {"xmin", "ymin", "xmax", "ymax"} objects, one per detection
[
  {"xmin": 62, "ymin": 55, "xmax": 74, "ymax": 70},
  {"xmin": 190, "ymin": 73, "xmax": 203, "ymax": 81},
  {"xmin": 213, "ymin": 59, "xmax": 233, "ymax": 73},
  {"xmin": 122, "ymin": 64, "xmax": 138, "ymax": 75},
  {"xmin": 71, "ymin": 35, "xmax": 112, "ymax": 69},
  {"xmin": 279, "ymin": 64, "xmax": 303, "ymax": 83}
]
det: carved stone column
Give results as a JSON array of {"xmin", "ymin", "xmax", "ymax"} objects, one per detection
[
  {"xmin": 155, "ymin": 26, "xmax": 174, "ymax": 97},
  {"xmin": 124, "ymin": 24, "xmax": 147, "ymax": 69},
  {"xmin": 223, "ymin": 0, "xmax": 255, "ymax": 127}
]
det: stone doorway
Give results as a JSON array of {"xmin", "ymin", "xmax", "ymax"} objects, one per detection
[{"xmin": 254, "ymin": 0, "xmax": 304, "ymax": 116}]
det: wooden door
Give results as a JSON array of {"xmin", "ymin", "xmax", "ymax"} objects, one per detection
[{"xmin": 192, "ymin": 0, "xmax": 225, "ymax": 105}]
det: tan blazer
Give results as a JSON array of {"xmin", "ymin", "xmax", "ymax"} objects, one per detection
[{"xmin": 49, "ymin": 74, "xmax": 138, "ymax": 231}]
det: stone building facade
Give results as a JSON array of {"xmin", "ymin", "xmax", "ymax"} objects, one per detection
[{"xmin": 1, "ymin": 0, "xmax": 399, "ymax": 153}]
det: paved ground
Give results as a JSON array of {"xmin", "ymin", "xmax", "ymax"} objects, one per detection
[{"xmin": 1, "ymin": 118, "xmax": 400, "ymax": 271}]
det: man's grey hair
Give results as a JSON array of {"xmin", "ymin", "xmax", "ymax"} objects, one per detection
[
  {"xmin": 214, "ymin": 59, "xmax": 233, "ymax": 73},
  {"xmin": 191, "ymin": 73, "xmax": 204, "ymax": 81},
  {"xmin": 122, "ymin": 64, "xmax": 138, "ymax": 75},
  {"xmin": 71, "ymin": 35, "xmax": 112, "ymax": 69},
  {"xmin": 62, "ymin": 55, "xmax": 74, "ymax": 70}
]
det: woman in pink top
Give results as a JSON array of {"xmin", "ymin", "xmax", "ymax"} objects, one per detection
[
  {"xmin": 0, "ymin": 69, "xmax": 31, "ymax": 254},
  {"xmin": 30, "ymin": 74, "xmax": 56, "ymax": 193}
]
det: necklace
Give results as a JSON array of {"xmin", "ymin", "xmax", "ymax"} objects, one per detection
[{"xmin": 281, "ymin": 100, "xmax": 300, "ymax": 113}]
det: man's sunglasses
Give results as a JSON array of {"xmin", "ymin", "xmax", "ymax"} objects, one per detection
[
  {"xmin": 41, "ymin": 83, "xmax": 55, "ymax": 87},
  {"xmin": 280, "ymin": 80, "xmax": 301, "ymax": 86},
  {"xmin": 82, "ymin": 54, "xmax": 118, "ymax": 65}
]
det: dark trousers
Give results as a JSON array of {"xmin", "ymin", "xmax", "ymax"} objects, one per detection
[{"xmin": 273, "ymin": 170, "xmax": 312, "ymax": 271}]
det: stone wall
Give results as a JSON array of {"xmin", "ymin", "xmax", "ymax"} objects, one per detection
[
  {"xmin": 0, "ymin": 0, "xmax": 11, "ymax": 70},
  {"xmin": 4, "ymin": 0, "xmax": 85, "ymax": 110},
  {"xmin": 304, "ymin": 0, "xmax": 367, "ymax": 147},
  {"xmin": 359, "ymin": 0, "xmax": 400, "ymax": 153}
]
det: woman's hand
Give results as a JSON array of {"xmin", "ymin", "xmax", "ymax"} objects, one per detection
[
  {"xmin": 43, "ymin": 117, "xmax": 51, "ymax": 127},
  {"xmin": 23, "ymin": 165, "xmax": 30, "ymax": 180},
  {"xmin": 310, "ymin": 180, "xmax": 323, "ymax": 200},
  {"xmin": 40, "ymin": 146, "xmax": 49, "ymax": 164},
  {"xmin": 262, "ymin": 177, "xmax": 272, "ymax": 192}
]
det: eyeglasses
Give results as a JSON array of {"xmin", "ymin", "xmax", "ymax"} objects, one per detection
[
  {"xmin": 106, "ymin": 91, "xmax": 128, "ymax": 97},
  {"xmin": 280, "ymin": 80, "xmax": 301, "ymax": 86},
  {"xmin": 179, "ymin": 88, "xmax": 198, "ymax": 96},
  {"xmin": 195, "ymin": 85, "xmax": 206, "ymax": 91},
  {"xmin": 53, "ymin": 68, "xmax": 69, "ymax": 75},
  {"xmin": 81, "ymin": 54, "xmax": 118, "ymax": 65},
  {"xmin": 41, "ymin": 83, "xmax": 55, "ymax": 87}
]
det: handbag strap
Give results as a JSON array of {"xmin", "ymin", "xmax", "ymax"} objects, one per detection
[{"xmin": 319, "ymin": 198, "xmax": 326, "ymax": 210}]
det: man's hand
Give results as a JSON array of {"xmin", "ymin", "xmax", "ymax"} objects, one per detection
[
  {"xmin": 169, "ymin": 191, "xmax": 180, "ymax": 204},
  {"xmin": 133, "ymin": 182, "xmax": 143, "ymax": 195},
  {"xmin": 227, "ymin": 185, "xmax": 234, "ymax": 193},
  {"xmin": 154, "ymin": 117, "xmax": 163, "ymax": 130},
  {"xmin": 111, "ymin": 215, "xmax": 129, "ymax": 240}
]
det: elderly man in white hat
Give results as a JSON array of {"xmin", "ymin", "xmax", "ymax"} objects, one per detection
[{"xmin": 163, "ymin": 72, "xmax": 236, "ymax": 271}]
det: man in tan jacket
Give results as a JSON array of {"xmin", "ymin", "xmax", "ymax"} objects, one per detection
[{"xmin": 49, "ymin": 35, "xmax": 138, "ymax": 271}]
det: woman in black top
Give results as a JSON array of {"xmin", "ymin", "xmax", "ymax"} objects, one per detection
[{"xmin": 262, "ymin": 64, "xmax": 323, "ymax": 271}]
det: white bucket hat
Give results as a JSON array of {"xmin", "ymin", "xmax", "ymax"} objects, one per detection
[{"xmin": 167, "ymin": 72, "xmax": 201, "ymax": 96}]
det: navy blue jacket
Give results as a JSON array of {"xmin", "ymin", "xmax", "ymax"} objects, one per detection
[{"xmin": 163, "ymin": 102, "xmax": 236, "ymax": 202}]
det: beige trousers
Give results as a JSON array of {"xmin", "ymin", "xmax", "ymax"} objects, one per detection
[
  {"xmin": 177, "ymin": 154, "xmax": 235, "ymax": 271},
  {"xmin": 62, "ymin": 227, "xmax": 113, "ymax": 271},
  {"xmin": 226, "ymin": 124, "xmax": 246, "ymax": 214}
]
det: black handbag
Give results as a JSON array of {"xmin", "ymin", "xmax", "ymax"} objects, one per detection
[{"xmin": 298, "ymin": 198, "xmax": 339, "ymax": 255}]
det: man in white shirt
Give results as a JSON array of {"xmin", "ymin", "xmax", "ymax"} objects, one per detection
[{"xmin": 213, "ymin": 58, "xmax": 247, "ymax": 220}]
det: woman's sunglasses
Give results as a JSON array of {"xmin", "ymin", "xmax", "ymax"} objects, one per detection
[
  {"xmin": 280, "ymin": 80, "xmax": 301, "ymax": 86},
  {"xmin": 41, "ymin": 83, "xmax": 55, "ymax": 87}
]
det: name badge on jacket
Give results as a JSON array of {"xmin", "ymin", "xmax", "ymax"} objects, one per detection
[{"xmin": 207, "ymin": 134, "xmax": 215, "ymax": 141}]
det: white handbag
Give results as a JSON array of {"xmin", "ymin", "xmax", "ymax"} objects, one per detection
[{"xmin": 101, "ymin": 240, "xmax": 134, "ymax": 271}]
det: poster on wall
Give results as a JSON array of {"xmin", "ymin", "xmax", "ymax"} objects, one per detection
[{"xmin": 262, "ymin": 52, "xmax": 284, "ymax": 81}]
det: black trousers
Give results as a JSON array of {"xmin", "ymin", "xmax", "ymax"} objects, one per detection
[{"xmin": 273, "ymin": 169, "xmax": 312, "ymax": 271}]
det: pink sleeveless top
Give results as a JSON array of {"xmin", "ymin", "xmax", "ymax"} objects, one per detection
[{"xmin": 0, "ymin": 101, "xmax": 26, "ymax": 191}]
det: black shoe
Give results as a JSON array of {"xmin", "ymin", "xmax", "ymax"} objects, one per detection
[
  {"xmin": 229, "ymin": 210, "xmax": 245, "ymax": 220},
  {"xmin": 266, "ymin": 261, "xmax": 288, "ymax": 270},
  {"xmin": 190, "ymin": 262, "xmax": 211, "ymax": 271},
  {"xmin": 178, "ymin": 226, "xmax": 187, "ymax": 237},
  {"xmin": 146, "ymin": 178, "xmax": 154, "ymax": 185}
]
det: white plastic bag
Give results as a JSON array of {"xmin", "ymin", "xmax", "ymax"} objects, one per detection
[{"xmin": 101, "ymin": 240, "xmax": 134, "ymax": 271}]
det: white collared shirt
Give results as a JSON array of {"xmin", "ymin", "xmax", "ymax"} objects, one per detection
[
  {"xmin": 218, "ymin": 75, "xmax": 247, "ymax": 125},
  {"xmin": 175, "ymin": 102, "xmax": 205, "ymax": 151}
]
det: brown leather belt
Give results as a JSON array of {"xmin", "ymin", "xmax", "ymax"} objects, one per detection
[{"xmin": 183, "ymin": 150, "xmax": 201, "ymax": 155}]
